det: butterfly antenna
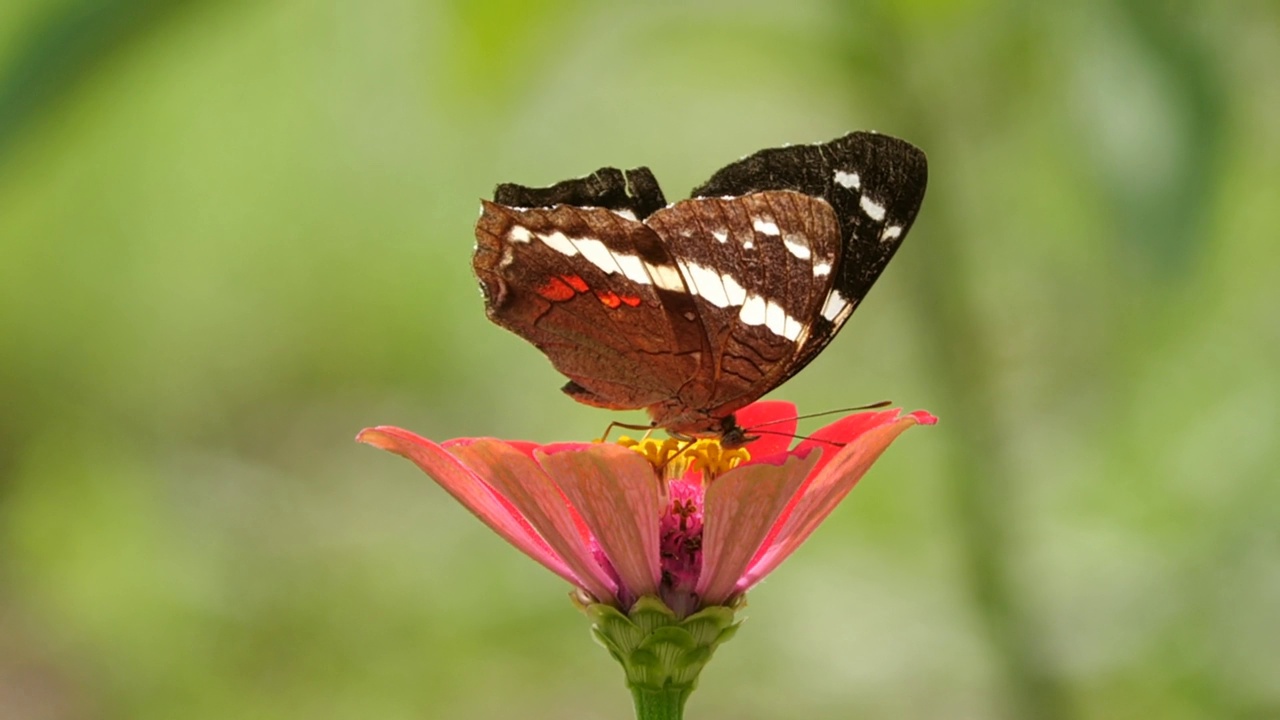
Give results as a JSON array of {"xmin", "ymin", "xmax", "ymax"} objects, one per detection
[
  {"xmin": 749, "ymin": 429, "xmax": 846, "ymax": 448},
  {"xmin": 748, "ymin": 400, "xmax": 893, "ymax": 430}
]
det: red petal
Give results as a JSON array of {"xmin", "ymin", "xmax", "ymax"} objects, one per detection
[
  {"xmin": 355, "ymin": 427, "xmax": 581, "ymax": 587},
  {"xmin": 696, "ymin": 450, "xmax": 820, "ymax": 605},
  {"xmin": 743, "ymin": 410, "xmax": 907, "ymax": 561},
  {"xmin": 536, "ymin": 445, "xmax": 663, "ymax": 600},
  {"xmin": 445, "ymin": 439, "xmax": 619, "ymax": 603},
  {"xmin": 908, "ymin": 410, "xmax": 939, "ymax": 426},
  {"xmin": 735, "ymin": 400, "xmax": 799, "ymax": 458},
  {"xmin": 738, "ymin": 413, "xmax": 929, "ymax": 592},
  {"xmin": 793, "ymin": 409, "xmax": 905, "ymax": 479}
]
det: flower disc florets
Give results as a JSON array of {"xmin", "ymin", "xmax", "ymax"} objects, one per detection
[{"xmin": 616, "ymin": 436, "xmax": 751, "ymax": 481}]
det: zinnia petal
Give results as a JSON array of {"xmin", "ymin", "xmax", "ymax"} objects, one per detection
[
  {"xmin": 445, "ymin": 438, "xmax": 619, "ymax": 602},
  {"xmin": 792, "ymin": 408, "xmax": 905, "ymax": 478},
  {"xmin": 738, "ymin": 412, "xmax": 928, "ymax": 592},
  {"xmin": 355, "ymin": 427, "xmax": 579, "ymax": 586},
  {"xmin": 746, "ymin": 409, "xmax": 929, "ymax": 567},
  {"xmin": 696, "ymin": 449, "xmax": 820, "ymax": 605},
  {"xmin": 537, "ymin": 445, "xmax": 664, "ymax": 601}
]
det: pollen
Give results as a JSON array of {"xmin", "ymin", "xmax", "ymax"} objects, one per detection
[{"xmin": 615, "ymin": 436, "xmax": 750, "ymax": 480}]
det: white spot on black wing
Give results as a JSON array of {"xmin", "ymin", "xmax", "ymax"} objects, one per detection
[
  {"xmin": 859, "ymin": 196, "xmax": 886, "ymax": 221},
  {"xmin": 821, "ymin": 291, "xmax": 850, "ymax": 322},
  {"xmin": 834, "ymin": 170, "xmax": 861, "ymax": 189}
]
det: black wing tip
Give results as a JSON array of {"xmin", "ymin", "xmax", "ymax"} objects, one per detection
[
  {"xmin": 491, "ymin": 166, "xmax": 666, "ymax": 220},
  {"xmin": 690, "ymin": 130, "xmax": 928, "ymax": 200},
  {"xmin": 493, "ymin": 167, "xmax": 626, "ymax": 207},
  {"xmin": 836, "ymin": 130, "xmax": 926, "ymax": 157},
  {"xmin": 841, "ymin": 130, "xmax": 928, "ymax": 194}
]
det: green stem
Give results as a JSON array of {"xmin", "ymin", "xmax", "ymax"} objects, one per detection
[{"xmin": 630, "ymin": 685, "xmax": 690, "ymax": 720}]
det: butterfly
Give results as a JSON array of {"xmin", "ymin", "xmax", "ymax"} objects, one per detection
[{"xmin": 472, "ymin": 132, "xmax": 927, "ymax": 446}]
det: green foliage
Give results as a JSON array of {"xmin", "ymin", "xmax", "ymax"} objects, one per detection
[{"xmin": 1, "ymin": 1, "xmax": 1277, "ymax": 718}]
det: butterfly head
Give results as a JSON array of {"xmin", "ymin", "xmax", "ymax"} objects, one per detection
[
  {"xmin": 652, "ymin": 406, "xmax": 759, "ymax": 450},
  {"xmin": 716, "ymin": 415, "xmax": 758, "ymax": 449}
]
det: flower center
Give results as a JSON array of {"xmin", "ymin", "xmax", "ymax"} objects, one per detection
[
  {"xmin": 615, "ymin": 436, "xmax": 750, "ymax": 480},
  {"xmin": 609, "ymin": 436, "xmax": 750, "ymax": 616}
]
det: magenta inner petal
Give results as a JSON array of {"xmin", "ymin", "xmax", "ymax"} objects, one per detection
[{"xmin": 659, "ymin": 479, "xmax": 705, "ymax": 617}]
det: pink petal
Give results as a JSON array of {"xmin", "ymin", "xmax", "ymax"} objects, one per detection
[
  {"xmin": 738, "ymin": 413, "xmax": 928, "ymax": 592},
  {"xmin": 356, "ymin": 427, "xmax": 579, "ymax": 586},
  {"xmin": 445, "ymin": 439, "xmax": 619, "ymax": 603},
  {"xmin": 735, "ymin": 400, "xmax": 799, "ymax": 458},
  {"xmin": 536, "ymin": 445, "xmax": 663, "ymax": 599},
  {"xmin": 696, "ymin": 449, "xmax": 820, "ymax": 605},
  {"xmin": 501, "ymin": 441, "xmax": 602, "ymax": 550}
]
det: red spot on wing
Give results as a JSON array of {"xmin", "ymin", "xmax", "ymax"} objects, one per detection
[
  {"xmin": 536, "ymin": 277, "xmax": 576, "ymax": 302},
  {"xmin": 619, "ymin": 293, "xmax": 642, "ymax": 307},
  {"xmin": 595, "ymin": 289, "xmax": 622, "ymax": 309},
  {"xmin": 560, "ymin": 274, "xmax": 589, "ymax": 293}
]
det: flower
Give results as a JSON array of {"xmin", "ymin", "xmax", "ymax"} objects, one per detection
[
  {"xmin": 357, "ymin": 401, "xmax": 934, "ymax": 717},
  {"xmin": 356, "ymin": 401, "xmax": 934, "ymax": 611}
]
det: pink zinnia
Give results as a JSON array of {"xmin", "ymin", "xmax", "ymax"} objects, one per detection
[
  {"xmin": 357, "ymin": 401, "xmax": 933, "ymax": 611},
  {"xmin": 358, "ymin": 401, "xmax": 933, "ymax": 717}
]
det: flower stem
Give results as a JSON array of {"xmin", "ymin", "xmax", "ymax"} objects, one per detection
[{"xmin": 630, "ymin": 685, "xmax": 690, "ymax": 720}]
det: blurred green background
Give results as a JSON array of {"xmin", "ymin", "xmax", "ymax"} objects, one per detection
[{"xmin": 1, "ymin": 1, "xmax": 1277, "ymax": 718}]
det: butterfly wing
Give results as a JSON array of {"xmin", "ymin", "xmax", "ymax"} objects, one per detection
[
  {"xmin": 691, "ymin": 132, "xmax": 928, "ymax": 387},
  {"xmin": 640, "ymin": 190, "xmax": 842, "ymax": 424},
  {"xmin": 473, "ymin": 169, "xmax": 710, "ymax": 412},
  {"xmin": 472, "ymin": 132, "xmax": 928, "ymax": 436}
]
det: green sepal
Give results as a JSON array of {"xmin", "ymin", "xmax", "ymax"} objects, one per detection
[{"xmin": 583, "ymin": 595, "xmax": 743, "ymax": 694}]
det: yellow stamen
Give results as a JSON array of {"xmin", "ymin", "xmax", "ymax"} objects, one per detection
[{"xmin": 617, "ymin": 436, "xmax": 750, "ymax": 480}]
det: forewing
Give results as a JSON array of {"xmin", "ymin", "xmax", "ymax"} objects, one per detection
[
  {"xmin": 691, "ymin": 132, "xmax": 928, "ymax": 384},
  {"xmin": 474, "ymin": 200, "xmax": 706, "ymax": 411},
  {"xmin": 642, "ymin": 190, "xmax": 841, "ymax": 418}
]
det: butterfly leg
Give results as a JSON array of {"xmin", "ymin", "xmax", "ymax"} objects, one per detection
[{"xmin": 598, "ymin": 419, "xmax": 657, "ymax": 444}]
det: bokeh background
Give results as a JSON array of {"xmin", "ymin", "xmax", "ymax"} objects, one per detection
[{"xmin": 2, "ymin": 1, "xmax": 1277, "ymax": 719}]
